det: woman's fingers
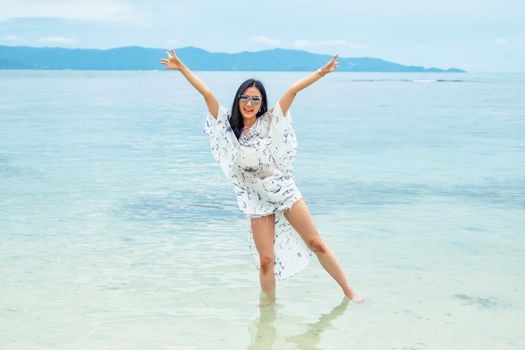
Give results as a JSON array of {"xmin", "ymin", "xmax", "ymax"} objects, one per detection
[
  {"xmin": 161, "ymin": 49, "xmax": 178, "ymax": 70},
  {"xmin": 320, "ymin": 54, "xmax": 338, "ymax": 74},
  {"xmin": 324, "ymin": 54, "xmax": 338, "ymax": 70},
  {"xmin": 331, "ymin": 54, "xmax": 339, "ymax": 70}
]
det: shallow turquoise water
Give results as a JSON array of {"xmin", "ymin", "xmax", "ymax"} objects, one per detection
[{"xmin": 1, "ymin": 70, "xmax": 524, "ymax": 349}]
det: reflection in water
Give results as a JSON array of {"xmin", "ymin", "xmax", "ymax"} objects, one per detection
[
  {"xmin": 246, "ymin": 303, "xmax": 278, "ymax": 350},
  {"xmin": 247, "ymin": 297, "xmax": 351, "ymax": 350}
]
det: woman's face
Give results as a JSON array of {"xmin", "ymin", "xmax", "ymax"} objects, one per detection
[{"xmin": 239, "ymin": 86, "xmax": 262, "ymax": 119}]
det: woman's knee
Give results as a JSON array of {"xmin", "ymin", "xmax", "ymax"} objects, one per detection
[
  {"xmin": 259, "ymin": 254, "xmax": 275, "ymax": 273},
  {"xmin": 308, "ymin": 237, "xmax": 327, "ymax": 253}
]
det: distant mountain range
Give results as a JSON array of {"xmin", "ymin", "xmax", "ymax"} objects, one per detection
[{"xmin": 0, "ymin": 45, "xmax": 465, "ymax": 72}]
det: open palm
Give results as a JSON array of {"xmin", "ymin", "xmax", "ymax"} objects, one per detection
[{"xmin": 160, "ymin": 49, "xmax": 184, "ymax": 71}]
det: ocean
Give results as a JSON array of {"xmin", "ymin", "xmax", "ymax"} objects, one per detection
[{"xmin": 1, "ymin": 70, "xmax": 524, "ymax": 349}]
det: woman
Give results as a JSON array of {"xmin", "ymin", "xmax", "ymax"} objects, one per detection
[{"xmin": 160, "ymin": 49, "xmax": 364, "ymax": 306}]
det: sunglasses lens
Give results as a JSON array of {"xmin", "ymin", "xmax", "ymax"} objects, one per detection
[
  {"xmin": 239, "ymin": 97, "xmax": 249, "ymax": 104},
  {"xmin": 239, "ymin": 95, "xmax": 262, "ymax": 106}
]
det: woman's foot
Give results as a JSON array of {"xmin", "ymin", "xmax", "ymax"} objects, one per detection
[
  {"xmin": 259, "ymin": 291, "xmax": 276, "ymax": 307},
  {"xmin": 344, "ymin": 288, "xmax": 365, "ymax": 304}
]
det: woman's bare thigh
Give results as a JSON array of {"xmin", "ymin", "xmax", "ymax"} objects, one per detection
[
  {"xmin": 283, "ymin": 198, "xmax": 322, "ymax": 247},
  {"xmin": 250, "ymin": 214, "xmax": 276, "ymax": 257}
]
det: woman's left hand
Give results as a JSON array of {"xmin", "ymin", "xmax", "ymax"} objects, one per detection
[{"xmin": 319, "ymin": 54, "xmax": 339, "ymax": 75}]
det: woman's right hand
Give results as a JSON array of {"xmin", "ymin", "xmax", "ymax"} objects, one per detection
[
  {"xmin": 160, "ymin": 49, "xmax": 184, "ymax": 71},
  {"xmin": 160, "ymin": 48, "xmax": 218, "ymax": 116}
]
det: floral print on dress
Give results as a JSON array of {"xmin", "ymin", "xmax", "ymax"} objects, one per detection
[{"xmin": 203, "ymin": 102, "xmax": 312, "ymax": 280}]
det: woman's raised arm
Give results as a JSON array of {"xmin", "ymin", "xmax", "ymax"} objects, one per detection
[
  {"xmin": 278, "ymin": 54, "xmax": 339, "ymax": 116},
  {"xmin": 160, "ymin": 49, "xmax": 220, "ymax": 118}
]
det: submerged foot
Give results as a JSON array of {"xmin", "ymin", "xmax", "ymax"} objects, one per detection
[
  {"xmin": 344, "ymin": 289, "xmax": 365, "ymax": 304},
  {"xmin": 259, "ymin": 291, "xmax": 276, "ymax": 307}
]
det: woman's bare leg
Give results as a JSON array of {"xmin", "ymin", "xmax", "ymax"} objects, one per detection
[
  {"xmin": 251, "ymin": 214, "xmax": 277, "ymax": 306},
  {"xmin": 284, "ymin": 198, "xmax": 364, "ymax": 303}
]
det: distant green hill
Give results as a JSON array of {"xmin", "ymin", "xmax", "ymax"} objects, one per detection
[{"xmin": 0, "ymin": 45, "xmax": 465, "ymax": 72}]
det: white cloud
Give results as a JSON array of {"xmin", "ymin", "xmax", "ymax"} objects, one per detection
[
  {"xmin": 250, "ymin": 35, "xmax": 282, "ymax": 46},
  {"xmin": 492, "ymin": 38, "xmax": 510, "ymax": 46},
  {"xmin": 292, "ymin": 39, "xmax": 367, "ymax": 50},
  {"xmin": 166, "ymin": 38, "xmax": 178, "ymax": 45},
  {"xmin": 38, "ymin": 36, "xmax": 76, "ymax": 44},
  {"xmin": 492, "ymin": 37, "xmax": 525, "ymax": 48},
  {"xmin": 0, "ymin": 0, "xmax": 144, "ymax": 22},
  {"xmin": 1, "ymin": 35, "xmax": 20, "ymax": 41},
  {"xmin": 292, "ymin": 40, "xmax": 312, "ymax": 48}
]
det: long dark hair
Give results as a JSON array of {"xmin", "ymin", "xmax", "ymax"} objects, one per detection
[{"xmin": 229, "ymin": 79, "xmax": 268, "ymax": 139}]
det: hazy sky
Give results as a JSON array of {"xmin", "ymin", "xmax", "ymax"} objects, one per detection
[{"xmin": 1, "ymin": 0, "xmax": 524, "ymax": 72}]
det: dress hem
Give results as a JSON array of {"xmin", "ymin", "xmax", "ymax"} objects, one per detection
[{"xmin": 244, "ymin": 195, "xmax": 304, "ymax": 220}]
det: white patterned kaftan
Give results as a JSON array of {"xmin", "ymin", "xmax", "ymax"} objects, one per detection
[{"xmin": 203, "ymin": 102, "xmax": 312, "ymax": 280}]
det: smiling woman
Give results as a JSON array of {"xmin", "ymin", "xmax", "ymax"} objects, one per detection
[
  {"xmin": 228, "ymin": 80, "xmax": 268, "ymax": 139},
  {"xmin": 160, "ymin": 48, "xmax": 364, "ymax": 307}
]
